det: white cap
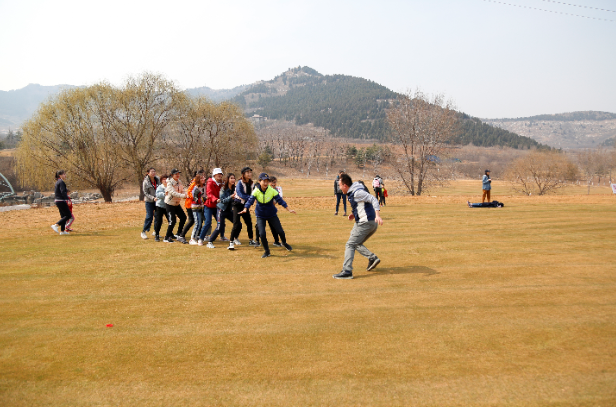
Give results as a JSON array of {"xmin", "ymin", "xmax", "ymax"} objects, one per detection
[{"xmin": 212, "ymin": 168, "xmax": 223, "ymax": 176}]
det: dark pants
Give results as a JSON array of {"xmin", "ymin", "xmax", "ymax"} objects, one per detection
[
  {"xmin": 256, "ymin": 216, "xmax": 286, "ymax": 253},
  {"xmin": 336, "ymin": 193, "xmax": 347, "ymax": 214},
  {"xmin": 229, "ymin": 202, "xmax": 254, "ymax": 241},
  {"xmin": 143, "ymin": 201, "xmax": 156, "ymax": 232},
  {"xmin": 181, "ymin": 207, "xmax": 195, "ymax": 238},
  {"xmin": 209, "ymin": 209, "xmax": 234, "ymax": 242},
  {"xmin": 165, "ymin": 204, "xmax": 186, "ymax": 239},
  {"xmin": 55, "ymin": 201, "xmax": 72, "ymax": 231},
  {"xmin": 154, "ymin": 206, "xmax": 169, "ymax": 236},
  {"xmin": 373, "ymin": 188, "xmax": 382, "ymax": 203}
]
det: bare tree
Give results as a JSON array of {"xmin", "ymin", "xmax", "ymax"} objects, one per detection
[
  {"xmin": 577, "ymin": 148, "xmax": 611, "ymax": 194},
  {"xmin": 387, "ymin": 90, "xmax": 458, "ymax": 195},
  {"xmin": 505, "ymin": 151, "xmax": 576, "ymax": 196},
  {"xmin": 16, "ymin": 85, "xmax": 125, "ymax": 202},
  {"xmin": 165, "ymin": 98, "xmax": 257, "ymax": 180},
  {"xmin": 109, "ymin": 72, "xmax": 183, "ymax": 200}
]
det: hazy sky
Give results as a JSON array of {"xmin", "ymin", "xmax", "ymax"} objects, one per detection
[{"xmin": 1, "ymin": 0, "xmax": 614, "ymax": 118}]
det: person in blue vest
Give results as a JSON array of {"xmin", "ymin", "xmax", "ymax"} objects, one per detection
[
  {"xmin": 333, "ymin": 173, "xmax": 383, "ymax": 279},
  {"xmin": 239, "ymin": 172, "xmax": 296, "ymax": 258}
]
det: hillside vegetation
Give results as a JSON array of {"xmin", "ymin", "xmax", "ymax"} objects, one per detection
[{"xmin": 234, "ymin": 67, "xmax": 547, "ymax": 149}]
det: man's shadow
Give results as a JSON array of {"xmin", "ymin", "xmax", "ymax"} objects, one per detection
[{"xmin": 354, "ymin": 266, "xmax": 439, "ymax": 279}]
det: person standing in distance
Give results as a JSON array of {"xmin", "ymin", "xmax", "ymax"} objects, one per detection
[
  {"xmin": 334, "ymin": 170, "xmax": 347, "ymax": 216},
  {"xmin": 333, "ymin": 173, "xmax": 383, "ymax": 279},
  {"xmin": 482, "ymin": 169, "xmax": 492, "ymax": 203}
]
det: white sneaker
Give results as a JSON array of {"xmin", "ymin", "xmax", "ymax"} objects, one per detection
[
  {"xmin": 228, "ymin": 242, "xmax": 235, "ymax": 250},
  {"xmin": 198, "ymin": 239, "xmax": 204, "ymax": 246},
  {"xmin": 233, "ymin": 239, "xmax": 242, "ymax": 245},
  {"xmin": 60, "ymin": 231, "xmax": 70, "ymax": 235},
  {"xmin": 206, "ymin": 242, "xmax": 215, "ymax": 249},
  {"xmin": 51, "ymin": 224, "xmax": 60, "ymax": 234},
  {"xmin": 152, "ymin": 231, "xmax": 156, "ymax": 236},
  {"xmin": 141, "ymin": 232, "xmax": 148, "ymax": 239},
  {"xmin": 189, "ymin": 239, "xmax": 198, "ymax": 245}
]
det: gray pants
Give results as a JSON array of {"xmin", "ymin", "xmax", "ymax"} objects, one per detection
[{"xmin": 343, "ymin": 221, "xmax": 378, "ymax": 273}]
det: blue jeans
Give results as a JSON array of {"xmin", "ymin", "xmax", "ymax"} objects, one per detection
[
  {"xmin": 199, "ymin": 206, "xmax": 217, "ymax": 241},
  {"xmin": 143, "ymin": 201, "xmax": 156, "ymax": 232},
  {"xmin": 192, "ymin": 208, "xmax": 204, "ymax": 240},
  {"xmin": 336, "ymin": 193, "xmax": 347, "ymax": 213}
]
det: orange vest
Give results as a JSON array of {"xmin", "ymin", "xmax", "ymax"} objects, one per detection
[{"xmin": 184, "ymin": 179, "xmax": 197, "ymax": 209}]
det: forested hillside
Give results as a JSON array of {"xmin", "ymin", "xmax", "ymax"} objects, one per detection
[
  {"xmin": 455, "ymin": 115, "xmax": 547, "ymax": 149},
  {"xmin": 233, "ymin": 67, "xmax": 397, "ymax": 140},
  {"xmin": 233, "ymin": 66, "xmax": 546, "ymax": 149}
]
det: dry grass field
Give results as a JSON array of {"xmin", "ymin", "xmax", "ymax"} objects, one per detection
[{"xmin": 1, "ymin": 179, "xmax": 615, "ymax": 406}]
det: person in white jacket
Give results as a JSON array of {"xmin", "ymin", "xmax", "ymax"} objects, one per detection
[{"xmin": 164, "ymin": 169, "xmax": 187, "ymax": 243}]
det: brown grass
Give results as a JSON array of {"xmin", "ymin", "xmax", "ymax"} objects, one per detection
[{"xmin": 1, "ymin": 180, "xmax": 615, "ymax": 406}]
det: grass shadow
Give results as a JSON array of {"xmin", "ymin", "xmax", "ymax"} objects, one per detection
[
  {"xmin": 284, "ymin": 245, "xmax": 337, "ymax": 260},
  {"xmin": 354, "ymin": 266, "xmax": 439, "ymax": 279}
]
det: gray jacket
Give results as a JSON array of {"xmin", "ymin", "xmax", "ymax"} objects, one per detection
[
  {"xmin": 155, "ymin": 184, "xmax": 166, "ymax": 208},
  {"xmin": 482, "ymin": 175, "xmax": 492, "ymax": 191},
  {"xmin": 143, "ymin": 175, "xmax": 161, "ymax": 203},
  {"xmin": 334, "ymin": 176, "xmax": 343, "ymax": 195}
]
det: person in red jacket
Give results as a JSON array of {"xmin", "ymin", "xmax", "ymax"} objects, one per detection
[{"xmin": 198, "ymin": 168, "xmax": 224, "ymax": 245}]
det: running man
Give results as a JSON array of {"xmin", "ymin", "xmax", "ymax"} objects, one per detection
[{"xmin": 333, "ymin": 173, "xmax": 383, "ymax": 279}]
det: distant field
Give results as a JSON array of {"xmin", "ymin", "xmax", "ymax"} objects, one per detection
[{"xmin": 1, "ymin": 182, "xmax": 615, "ymax": 406}]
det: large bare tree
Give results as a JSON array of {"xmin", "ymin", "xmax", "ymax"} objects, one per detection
[
  {"xmin": 164, "ymin": 98, "xmax": 257, "ymax": 180},
  {"xmin": 387, "ymin": 90, "xmax": 458, "ymax": 195},
  {"xmin": 16, "ymin": 84, "xmax": 125, "ymax": 202},
  {"xmin": 109, "ymin": 72, "xmax": 182, "ymax": 200}
]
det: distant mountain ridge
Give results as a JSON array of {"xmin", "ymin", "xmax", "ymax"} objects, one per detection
[
  {"xmin": 0, "ymin": 71, "xmax": 566, "ymax": 150},
  {"xmin": 233, "ymin": 66, "xmax": 546, "ymax": 149},
  {"xmin": 0, "ymin": 84, "xmax": 78, "ymax": 129},
  {"xmin": 484, "ymin": 111, "xmax": 616, "ymax": 148},
  {"xmin": 490, "ymin": 111, "xmax": 616, "ymax": 122}
]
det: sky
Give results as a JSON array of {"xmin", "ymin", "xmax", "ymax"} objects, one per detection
[{"xmin": 0, "ymin": 0, "xmax": 614, "ymax": 118}]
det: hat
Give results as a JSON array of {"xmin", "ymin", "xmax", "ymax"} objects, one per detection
[
  {"xmin": 171, "ymin": 168, "xmax": 181, "ymax": 175},
  {"xmin": 485, "ymin": 169, "xmax": 490, "ymax": 173},
  {"xmin": 241, "ymin": 166, "xmax": 253, "ymax": 174},
  {"xmin": 258, "ymin": 172, "xmax": 270, "ymax": 180},
  {"xmin": 212, "ymin": 168, "xmax": 223, "ymax": 176}
]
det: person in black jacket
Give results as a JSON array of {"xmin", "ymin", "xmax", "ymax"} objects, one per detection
[
  {"xmin": 334, "ymin": 170, "xmax": 347, "ymax": 216},
  {"xmin": 51, "ymin": 170, "xmax": 72, "ymax": 235}
]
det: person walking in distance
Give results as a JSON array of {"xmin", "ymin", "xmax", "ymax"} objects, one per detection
[
  {"xmin": 334, "ymin": 170, "xmax": 347, "ymax": 216},
  {"xmin": 164, "ymin": 169, "xmax": 188, "ymax": 243},
  {"xmin": 482, "ymin": 169, "xmax": 492, "ymax": 203},
  {"xmin": 239, "ymin": 172, "xmax": 296, "ymax": 258},
  {"xmin": 51, "ymin": 170, "xmax": 72, "ymax": 235},
  {"xmin": 141, "ymin": 168, "xmax": 160, "ymax": 240},
  {"xmin": 333, "ymin": 173, "xmax": 383, "ymax": 279},
  {"xmin": 153, "ymin": 175, "xmax": 170, "ymax": 242}
]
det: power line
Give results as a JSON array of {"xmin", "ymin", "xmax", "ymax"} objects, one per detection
[
  {"xmin": 541, "ymin": 0, "xmax": 615, "ymax": 13},
  {"xmin": 483, "ymin": 0, "xmax": 615, "ymax": 22}
]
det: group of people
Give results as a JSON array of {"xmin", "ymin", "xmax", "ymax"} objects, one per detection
[
  {"xmin": 49, "ymin": 167, "xmax": 387, "ymax": 278},
  {"xmin": 141, "ymin": 166, "xmax": 295, "ymax": 258}
]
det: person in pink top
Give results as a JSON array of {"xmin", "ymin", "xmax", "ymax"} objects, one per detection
[{"xmin": 199, "ymin": 168, "xmax": 223, "ymax": 245}]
